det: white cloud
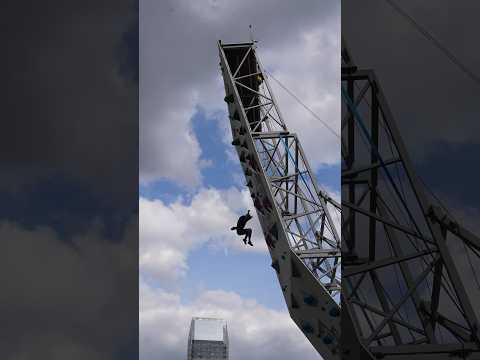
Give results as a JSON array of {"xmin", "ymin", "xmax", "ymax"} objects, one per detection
[
  {"xmin": 140, "ymin": 187, "xmax": 266, "ymax": 287},
  {"xmin": 261, "ymin": 25, "xmax": 341, "ymax": 169},
  {"xmin": 140, "ymin": 280, "xmax": 320, "ymax": 360},
  {"xmin": 140, "ymin": 99, "xmax": 203, "ymax": 187},
  {"xmin": 140, "ymin": 0, "xmax": 340, "ymax": 187}
]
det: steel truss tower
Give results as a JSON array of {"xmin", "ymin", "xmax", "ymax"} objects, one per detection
[
  {"xmin": 218, "ymin": 41, "xmax": 342, "ymax": 359},
  {"xmin": 341, "ymin": 40, "xmax": 480, "ymax": 359}
]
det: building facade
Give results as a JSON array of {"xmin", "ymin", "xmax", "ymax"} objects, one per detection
[{"xmin": 187, "ymin": 317, "xmax": 228, "ymax": 360}]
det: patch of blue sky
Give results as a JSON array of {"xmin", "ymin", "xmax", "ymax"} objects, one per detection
[
  {"xmin": 140, "ymin": 108, "xmax": 243, "ymax": 203},
  {"xmin": 0, "ymin": 174, "xmax": 133, "ymax": 241},
  {"xmin": 139, "ymin": 179, "xmax": 189, "ymax": 205},
  {"xmin": 191, "ymin": 108, "xmax": 243, "ymax": 190},
  {"xmin": 315, "ymin": 163, "xmax": 340, "ymax": 194},
  {"xmin": 179, "ymin": 245, "xmax": 287, "ymax": 311}
]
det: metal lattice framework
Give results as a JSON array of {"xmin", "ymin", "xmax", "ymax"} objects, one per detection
[
  {"xmin": 218, "ymin": 41, "xmax": 342, "ymax": 359},
  {"xmin": 341, "ymin": 39, "xmax": 480, "ymax": 359}
]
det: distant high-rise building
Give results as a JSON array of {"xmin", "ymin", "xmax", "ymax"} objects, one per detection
[{"xmin": 187, "ymin": 317, "xmax": 229, "ymax": 360}]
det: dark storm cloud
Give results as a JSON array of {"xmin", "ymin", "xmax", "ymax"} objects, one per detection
[
  {"xmin": 0, "ymin": 0, "xmax": 138, "ymax": 206},
  {"xmin": 0, "ymin": 1, "xmax": 138, "ymax": 358},
  {"xmin": 0, "ymin": 0, "xmax": 139, "ymax": 235},
  {"xmin": 0, "ymin": 175, "xmax": 132, "ymax": 240},
  {"xmin": 0, "ymin": 220, "xmax": 138, "ymax": 359}
]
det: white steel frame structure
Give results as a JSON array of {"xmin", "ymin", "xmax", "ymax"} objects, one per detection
[
  {"xmin": 218, "ymin": 41, "xmax": 342, "ymax": 359},
  {"xmin": 341, "ymin": 40, "xmax": 480, "ymax": 359}
]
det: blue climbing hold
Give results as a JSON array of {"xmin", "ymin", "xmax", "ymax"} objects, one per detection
[
  {"xmin": 303, "ymin": 295, "xmax": 318, "ymax": 306},
  {"xmin": 329, "ymin": 307, "xmax": 340, "ymax": 317},
  {"xmin": 302, "ymin": 323, "xmax": 314, "ymax": 334},
  {"xmin": 323, "ymin": 335, "xmax": 334, "ymax": 344}
]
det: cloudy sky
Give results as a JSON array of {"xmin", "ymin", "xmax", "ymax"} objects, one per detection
[
  {"xmin": 0, "ymin": 1, "xmax": 477, "ymax": 359},
  {"xmin": 0, "ymin": 1, "xmax": 138, "ymax": 358},
  {"xmin": 139, "ymin": 0, "xmax": 340, "ymax": 359},
  {"xmin": 343, "ymin": 1, "xmax": 480, "ymax": 278}
]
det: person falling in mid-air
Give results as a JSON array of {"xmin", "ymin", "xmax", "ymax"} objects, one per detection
[{"xmin": 231, "ymin": 210, "xmax": 253, "ymax": 246}]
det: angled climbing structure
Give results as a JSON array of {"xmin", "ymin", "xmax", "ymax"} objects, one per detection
[
  {"xmin": 341, "ymin": 40, "xmax": 480, "ymax": 359},
  {"xmin": 218, "ymin": 41, "xmax": 342, "ymax": 359}
]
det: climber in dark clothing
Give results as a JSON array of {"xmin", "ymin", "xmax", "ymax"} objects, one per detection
[{"xmin": 231, "ymin": 210, "xmax": 253, "ymax": 246}]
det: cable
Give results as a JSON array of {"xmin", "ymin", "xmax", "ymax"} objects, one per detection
[
  {"xmin": 383, "ymin": 0, "xmax": 480, "ymax": 87},
  {"xmin": 263, "ymin": 70, "xmax": 341, "ymax": 140}
]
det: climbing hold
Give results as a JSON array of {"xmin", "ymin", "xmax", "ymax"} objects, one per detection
[
  {"xmin": 265, "ymin": 233, "xmax": 275, "ymax": 248},
  {"xmin": 291, "ymin": 294, "xmax": 299, "ymax": 309},
  {"xmin": 323, "ymin": 335, "xmax": 334, "ymax": 345},
  {"xmin": 249, "ymin": 158, "xmax": 259, "ymax": 172},
  {"xmin": 253, "ymin": 198, "xmax": 265, "ymax": 215},
  {"xmin": 291, "ymin": 259, "xmax": 301, "ymax": 278},
  {"xmin": 224, "ymin": 94, "xmax": 235, "ymax": 103},
  {"xmin": 301, "ymin": 322, "xmax": 314, "ymax": 334},
  {"xmin": 269, "ymin": 224, "xmax": 278, "ymax": 239},
  {"xmin": 271, "ymin": 260, "xmax": 280, "ymax": 274},
  {"xmin": 329, "ymin": 307, "xmax": 340, "ymax": 317},
  {"xmin": 262, "ymin": 197, "xmax": 272, "ymax": 211},
  {"xmin": 304, "ymin": 295, "xmax": 318, "ymax": 306}
]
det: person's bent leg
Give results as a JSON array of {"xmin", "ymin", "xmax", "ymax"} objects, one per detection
[
  {"xmin": 238, "ymin": 228, "xmax": 247, "ymax": 244},
  {"xmin": 246, "ymin": 229, "xmax": 253, "ymax": 246}
]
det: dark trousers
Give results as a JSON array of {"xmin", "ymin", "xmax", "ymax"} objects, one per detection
[{"xmin": 237, "ymin": 228, "xmax": 252, "ymax": 239}]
